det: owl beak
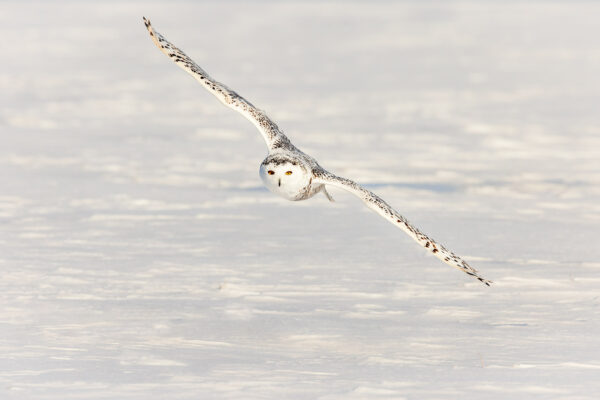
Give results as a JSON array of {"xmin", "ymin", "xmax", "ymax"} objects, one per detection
[{"xmin": 278, "ymin": 178, "xmax": 281, "ymax": 187}]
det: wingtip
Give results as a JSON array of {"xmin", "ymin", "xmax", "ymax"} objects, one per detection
[
  {"xmin": 480, "ymin": 277, "xmax": 493, "ymax": 287},
  {"xmin": 143, "ymin": 17, "xmax": 155, "ymax": 38}
]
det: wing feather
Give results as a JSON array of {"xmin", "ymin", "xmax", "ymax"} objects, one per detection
[
  {"xmin": 143, "ymin": 17, "xmax": 292, "ymax": 151},
  {"xmin": 315, "ymin": 171, "xmax": 492, "ymax": 286}
]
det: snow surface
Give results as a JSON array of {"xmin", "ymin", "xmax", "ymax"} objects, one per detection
[{"xmin": 1, "ymin": 1, "xmax": 600, "ymax": 399}]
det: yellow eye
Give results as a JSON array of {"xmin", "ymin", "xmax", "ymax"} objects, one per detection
[
  {"xmin": 285, "ymin": 171, "xmax": 293, "ymax": 175},
  {"xmin": 267, "ymin": 170, "xmax": 275, "ymax": 175}
]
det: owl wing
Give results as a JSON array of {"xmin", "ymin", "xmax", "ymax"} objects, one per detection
[
  {"xmin": 143, "ymin": 17, "xmax": 293, "ymax": 151},
  {"xmin": 314, "ymin": 171, "xmax": 492, "ymax": 286}
]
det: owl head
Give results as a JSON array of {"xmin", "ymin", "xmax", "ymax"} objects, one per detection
[{"xmin": 259, "ymin": 154, "xmax": 312, "ymax": 201}]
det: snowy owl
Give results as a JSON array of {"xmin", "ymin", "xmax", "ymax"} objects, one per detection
[{"xmin": 143, "ymin": 18, "xmax": 491, "ymax": 286}]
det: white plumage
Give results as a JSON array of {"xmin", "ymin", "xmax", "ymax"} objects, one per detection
[{"xmin": 143, "ymin": 17, "xmax": 491, "ymax": 286}]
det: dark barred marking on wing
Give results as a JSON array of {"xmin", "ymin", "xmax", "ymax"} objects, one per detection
[
  {"xmin": 143, "ymin": 17, "xmax": 293, "ymax": 151},
  {"xmin": 313, "ymin": 170, "xmax": 492, "ymax": 286}
]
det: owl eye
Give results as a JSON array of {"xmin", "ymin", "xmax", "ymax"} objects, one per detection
[
  {"xmin": 267, "ymin": 170, "xmax": 275, "ymax": 175},
  {"xmin": 285, "ymin": 171, "xmax": 293, "ymax": 175}
]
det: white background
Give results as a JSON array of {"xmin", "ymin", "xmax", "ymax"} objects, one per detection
[{"xmin": 1, "ymin": 1, "xmax": 599, "ymax": 399}]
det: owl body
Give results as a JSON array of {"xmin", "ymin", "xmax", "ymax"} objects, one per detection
[{"xmin": 144, "ymin": 18, "xmax": 492, "ymax": 286}]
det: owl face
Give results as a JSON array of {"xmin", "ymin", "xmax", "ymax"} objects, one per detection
[{"xmin": 259, "ymin": 155, "xmax": 312, "ymax": 201}]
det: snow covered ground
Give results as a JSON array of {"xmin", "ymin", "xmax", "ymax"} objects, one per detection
[{"xmin": 1, "ymin": 1, "xmax": 600, "ymax": 399}]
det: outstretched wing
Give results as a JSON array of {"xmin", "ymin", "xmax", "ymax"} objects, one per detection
[
  {"xmin": 314, "ymin": 171, "xmax": 492, "ymax": 286},
  {"xmin": 143, "ymin": 17, "xmax": 293, "ymax": 151}
]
